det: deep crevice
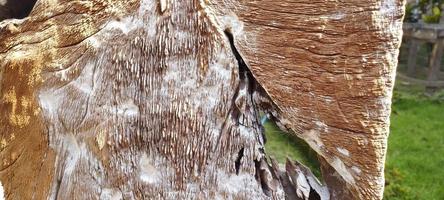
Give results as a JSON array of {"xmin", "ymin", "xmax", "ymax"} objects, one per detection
[
  {"xmin": 254, "ymin": 159, "xmax": 272, "ymax": 197},
  {"xmin": 224, "ymin": 29, "xmax": 249, "ymax": 80},
  {"xmin": 224, "ymin": 28, "xmax": 264, "ymax": 140},
  {"xmin": 225, "ymin": 28, "xmax": 276, "ymax": 195},
  {"xmin": 225, "ymin": 29, "xmax": 257, "ymax": 111},
  {"xmin": 234, "ymin": 147, "xmax": 244, "ymax": 175},
  {"xmin": 0, "ymin": 0, "xmax": 37, "ymax": 21},
  {"xmin": 224, "ymin": 28, "xmax": 329, "ymax": 199}
]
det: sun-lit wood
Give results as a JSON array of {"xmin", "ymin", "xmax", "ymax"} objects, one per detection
[{"xmin": 0, "ymin": 0, "xmax": 404, "ymax": 199}]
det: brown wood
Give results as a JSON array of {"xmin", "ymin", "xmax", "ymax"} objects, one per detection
[{"xmin": 0, "ymin": 0, "xmax": 404, "ymax": 199}]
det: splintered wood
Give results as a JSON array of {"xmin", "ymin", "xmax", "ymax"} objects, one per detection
[{"xmin": 0, "ymin": 0, "xmax": 404, "ymax": 199}]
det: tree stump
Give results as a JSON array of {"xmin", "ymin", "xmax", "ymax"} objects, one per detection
[{"xmin": 0, "ymin": 0, "xmax": 404, "ymax": 199}]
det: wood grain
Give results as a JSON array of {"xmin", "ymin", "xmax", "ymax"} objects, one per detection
[
  {"xmin": 0, "ymin": 0, "xmax": 404, "ymax": 199},
  {"xmin": 207, "ymin": 0, "xmax": 404, "ymax": 198}
]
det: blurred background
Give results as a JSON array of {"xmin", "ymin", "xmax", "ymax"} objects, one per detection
[{"xmin": 264, "ymin": 1, "xmax": 444, "ymax": 199}]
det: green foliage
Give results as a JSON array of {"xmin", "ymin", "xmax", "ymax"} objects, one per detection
[
  {"xmin": 422, "ymin": 6, "xmax": 441, "ymax": 23},
  {"xmin": 404, "ymin": 4, "xmax": 414, "ymax": 22},
  {"xmin": 405, "ymin": 0, "xmax": 444, "ymax": 23},
  {"xmin": 430, "ymin": 89, "xmax": 444, "ymax": 102}
]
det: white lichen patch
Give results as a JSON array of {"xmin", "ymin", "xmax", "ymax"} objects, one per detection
[
  {"xmin": 159, "ymin": 0, "xmax": 168, "ymax": 13},
  {"xmin": 86, "ymin": 37, "xmax": 102, "ymax": 49},
  {"xmin": 380, "ymin": 0, "xmax": 396, "ymax": 16},
  {"xmin": 71, "ymin": 63, "xmax": 94, "ymax": 94},
  {"xmin": 116, "ymin": 100, "xmax": 139, "ymax": 117},
  {"xmin": 315, "ymin": 120, "xmax": 328, "ymax": 132},
  {"xmin": 139, "ymin": 153, "xmax": 160, "ymax": 184},
  {"xmin": 217, "ymin": 14, "xmax": 244, "ymax": 38},
  {"xmin": 100, "ymin": 0, "xmax": 157, "ymax": 36},
  {"xmin": 336, "ymin": 147, "xmax": 350, "ymax": 157},
  {"xmin": 374, "ymin": 0, "xmax": 402, "ymax": 37},
  {"xmin": 320, "ymin": 12, "xmax": 345, "ymax": 20},
  {"xmin": 301, "ymin": 130, "xmax": 324, "ymax": 154},
  {"xmin": 351, "ymin": 166, "xmax": 362, "ymax": 174},
  {"xmin": 62, "ymin": 134, "xmax": 83, "ymax": 175},
  {"xmin": 216, "ymin": 171, "xmax": 263, "ymax": 197},
  {"xmin": 238, "ymin": 126, "xmax": 255, "ymax": 139},
  {"xmin": 100, "ymin": 188, "xmax": 123, "ymax": 200},
  {"xmin": 86, "ymin": 0, "xmax": 157, "ymax": 49},
  {"xmin": 38, "ymin": 88, "xmax": 63, "ymax": 119},
  {"xmin": 139, "ymin": 0, "xmax": 157, "ymax": 37},
  {"xmin": 103, "ymin": 18, "xmax": 139, "ymax": 35},
  {"xmin": 331, "ymin": 157, "xmax": 355, "ymax": 184}
]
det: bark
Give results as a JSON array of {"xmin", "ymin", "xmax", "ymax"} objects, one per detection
[{"xmin": 0, "ymin": 0, "xmax": 404, "ymax": 200}]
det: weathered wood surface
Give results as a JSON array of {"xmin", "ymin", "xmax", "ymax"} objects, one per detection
[{"xmin": 0, "ymin": 0, "xmax": 404, "ymax": 200}]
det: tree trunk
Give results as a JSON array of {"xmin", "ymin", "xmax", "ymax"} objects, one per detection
[{"xmin": 0, "ymin": 0, "xmax": 404, "ymax": 199}]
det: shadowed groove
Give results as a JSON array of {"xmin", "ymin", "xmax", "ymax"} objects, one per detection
[{"xmin": 0, "ymin": 0, "xmax": 37, "ymax": 21}]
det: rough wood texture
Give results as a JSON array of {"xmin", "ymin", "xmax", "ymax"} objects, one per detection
[{"xmin": 0, "ymin": 0, "xmax": 404, "ymax": 199}]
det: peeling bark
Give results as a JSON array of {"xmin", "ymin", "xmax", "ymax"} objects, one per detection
[{"xmin": 0, "ymin": 0, "xmax": 404, "ymax": 199}]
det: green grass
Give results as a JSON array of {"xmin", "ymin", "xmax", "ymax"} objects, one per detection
[
  {"xmin": 264, "ymin": 81, "xmax": 444, "ymax": 200},
  {"xmin": 384, "ymin": 83, "xmax": 444, "ymax": 200},
  {"xmin": 263, "ymin": 121, "xmax": 321, "ymax": 178}
]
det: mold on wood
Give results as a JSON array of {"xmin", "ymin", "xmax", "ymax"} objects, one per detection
[{"xmin": 0, "ymin": 0, "xmax": 404, "ymax": 199}]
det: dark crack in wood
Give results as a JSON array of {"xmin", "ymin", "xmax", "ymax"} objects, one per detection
[{"xmin": 0, "ymin": 0, "xmax": 37, "ymax": 21}]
